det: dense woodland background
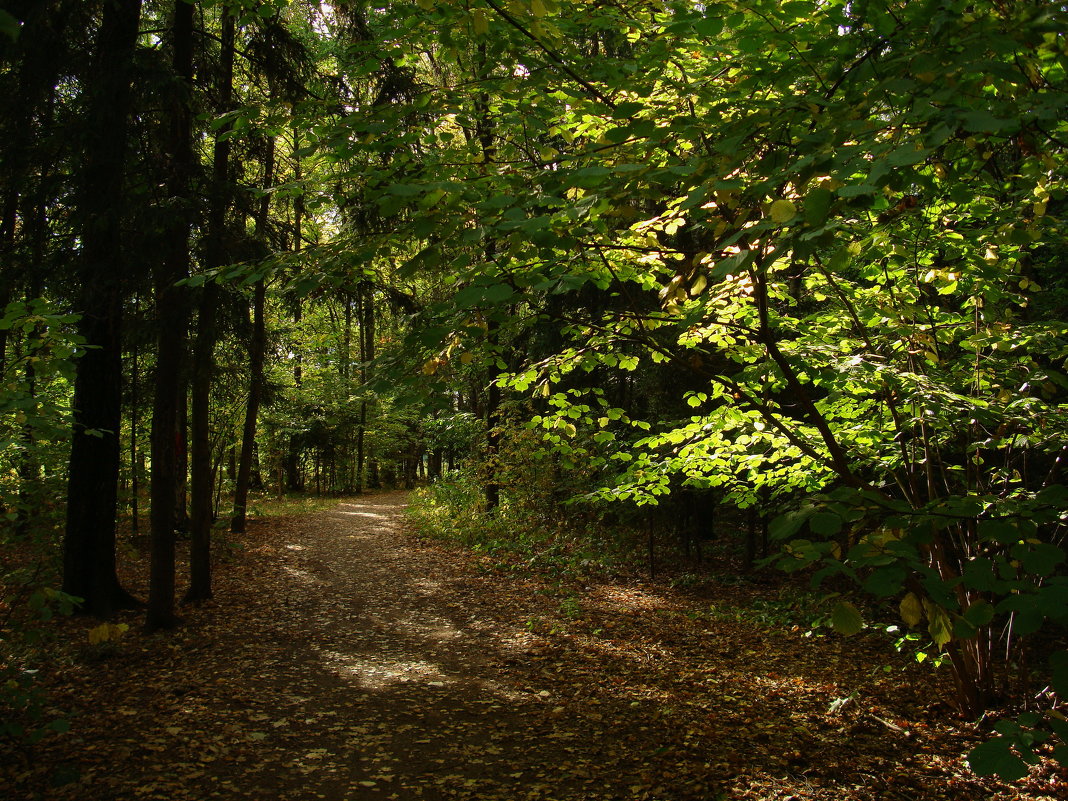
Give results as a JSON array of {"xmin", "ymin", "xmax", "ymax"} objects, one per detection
[{"xmin": 1, "ymin": 0, "xmax": 1068, "ymax": 782}]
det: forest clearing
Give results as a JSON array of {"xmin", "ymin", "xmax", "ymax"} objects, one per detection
[{"xmin": 2, "ymin": 492, "xmax": 1064, "ymax": 800}]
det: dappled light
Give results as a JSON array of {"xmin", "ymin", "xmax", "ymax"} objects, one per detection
[
  {"xmin": 3, "ymin": 0, "xmax": 1066, "ymax": 797},
  {"xmin": 7, "ymin": 493, "xmax": 1061, "ymax": 800}
]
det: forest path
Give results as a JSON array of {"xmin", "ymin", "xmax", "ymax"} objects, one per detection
[{"xmin": 7, "ymin": 491, "xmax": 1033, "ymax": 800}]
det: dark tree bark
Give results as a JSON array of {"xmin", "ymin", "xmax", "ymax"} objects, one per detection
[
  {"xmin": 231, "ymin": 136, "xmax": 274, "ymax": 534},
  {"xmin": 129, "ymin": 294, "xmax": 141, "ymax": 537},
  {"xmin": 146, "ymin": 0, "xmax": 194, "ymax": 630},
  {"xmin": 473, "ymin": 45, "xmax": 500, "ymax": 512},
  {"xmin": 355, "ymin": 281, "xmax": 375, "ymax": 493},
  {"xmin": 284, "ymin": 126, "xmax": 305, "ymax": 493},
  {"xmin": 62, "ymin": 0, "xmax": 144, "ymax": 616},
  {"xmin": 186, "ymin": 4, "xmax": 235, "ymax": 603}
]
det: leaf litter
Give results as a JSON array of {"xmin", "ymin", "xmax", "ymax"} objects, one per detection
[{"xmin": 2, "ymin": 490, "xmax": 1064, "ymax": 800}]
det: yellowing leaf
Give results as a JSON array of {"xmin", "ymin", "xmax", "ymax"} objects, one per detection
[
  {"xmin": 900, "ymin": 592, "xmax": 923, "ymax": 627},
  {"xmin": 471, "ymin": 9, "xmax": 489, "ymax": 35},
  {"xmin": 416, "ymin": 0, "xmax": 434, "ymax": 9},
  {"xmin": 87, "ymin": 622, "xmax": 129, "ymax": 645},
  {"xmin": 830, "ymin": 601, "xmax": 864, "ymax": 636},
  {"xmin": 530, "ymin": 0, "xmax": 547, "ymax": 17},
  {"xmin": 769, "ymin": 199, "xmax": 797, "ymax": 224},
  {"xmin": 925, "ymin": 602, "xmax": 953, "ymax": 649}
]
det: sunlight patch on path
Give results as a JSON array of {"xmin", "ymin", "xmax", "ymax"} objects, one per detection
[
  {"xmin": 317, "ymin": 649, "xmax": 451, "ymax": 690},
  {"xmin": 331, "ymin": 509, "xmax": 389, "ymax": 520}
]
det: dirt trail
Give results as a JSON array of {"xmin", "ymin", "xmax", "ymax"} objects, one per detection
[{"xmin": 5, "ymin": 491, "xmax": 1046, "ymax": 800}]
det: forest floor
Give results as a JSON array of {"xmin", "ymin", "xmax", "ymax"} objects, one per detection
[{"xmin": 2, "ymin": 490, "xmax": 1065, "ymax": 800}]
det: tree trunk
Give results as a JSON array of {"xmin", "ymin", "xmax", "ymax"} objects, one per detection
[
  {"xmin": 355, "ymin": 283, "xmax": 372, "ymax": 493},
  {"xmin": 62, "ymin": 0, "xmax": 144, "ymax": 617},
  {"xmin": 284, "ymin": 126, "xmax": 304, "ymax": 493},
  {"xmin": 186, "ymin": 4, "xmax": 235, "ymax": 603},
  {"xmin": 186, "ymin": 282, "xmax": 218, "ymax": 603},
  {"xmin": 473, "ymin": 44, "xmax": 500, "ymax": 512},
  {"xmin": 129, "ymin": 294, "xmax": 140, "ymax": 537},
  {"xmin": 231, "ymin": 136, "xmax": 274, "ymax": 533},
  {"xmin": 147, "ymin": 0, "xmax": 195, "ymax": 629}
]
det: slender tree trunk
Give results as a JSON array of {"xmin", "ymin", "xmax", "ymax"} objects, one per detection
[
  {"xmin": 231, "ymin": 275, "xmax": 267, "ymax": 530},
  {"xmin": 147, "ymin": 0, "xmax": 194, "ymax": 629},
  {"xmin": 354, "ymin": 284, "xmax": 368, "ymax": 493},
  {"xmin": 176, "ymin": 387, "xmax": 188, "ymax": 530},
  {"xmin": 484, "ymin": 316, "xmax": 501, "ymax": 511},
  {"xmin": 285, "ymin": 298, "xmax": 303, "ymax": 492},
  {"xmin": 186, "ymin": 282, "xmax": 218, "ymax": 603},
  {"xmin": 130, "ymin": 295, "xmax": 140, "ymax": 537},
  {"xmin": 186, "ymin": 4, "xmax": 235, "ymax": 603},
  {"xmin": 285, "ymin": 125, "xmax": 304, "ymax": 493},
  {"xmin": 231, "ymin": 137, "xmax": 274, "ymax": 533},
  {"xmin": 473, "ymin": 50, "xmax": 500, "ymax": 512},
  {"xmin": 463, "ymin": 43, "xmax": 503, "ymax": 511},
  {"xmin": 0, "ymin": 196, "xmax": 16, "ymax": 367}
]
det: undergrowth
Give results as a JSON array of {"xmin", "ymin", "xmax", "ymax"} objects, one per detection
[
  {"xmin": 407, "ymin": 472, "xmax": 917, "ymax": 653},
  {"xmin": 406, "ymin": 470, "xmax": 630, "ymax": 579}
]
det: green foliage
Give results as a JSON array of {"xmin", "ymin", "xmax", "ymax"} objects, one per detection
[
  {"xmin": 0, "ymin": 9, "xmax": 19, "ymax": 41},
  {"xmin": 1, "ymin": 584, "xmax": 79, "ymax": 743},
  {"xmin": 0, "ymin": 300, "xmax": 81, "ymax": 744},
  {"xmin": 366, "ymin": 0, "xmax": 1068, "ymax": 780},
  {"xmin": 769, "ymin": 482, "xmax": 1068, "ymax": 775},
  {"xmin": 0, "ymin": 300, "xmax": 81, "ymax": 527},
  {"xmin": 967, "ymin": 712, "xmax": 1061, "ymax": 782},
  {"xmin": 407, "ymin": 467, "xmax": 627, "ymax": 577}
]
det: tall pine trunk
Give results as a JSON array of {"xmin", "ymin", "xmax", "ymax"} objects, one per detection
[
  {"xmin": 186, "ymin": 4, "xmax": 235, "ymax": 603},
  {"xmin": 473, "ymin": 46, "xmax": 500, "ymax": 512},
  {"xmin": 63, "ymin": 0, "xmax": 144, "ymax": 616},
  {"xmin": 231, "ymin": 136, "xmax": 274, "ymax": 534},
  {"xmin": 284, "ymin": 126, "xmax": 304, "ymax": 493},
  {"xmin": 355, "ymin": 282, "xmax": 375, "ymax": 493},
  {"xmin": 147, "ymin": 0, "xmax": 194, "ymax": 629}
]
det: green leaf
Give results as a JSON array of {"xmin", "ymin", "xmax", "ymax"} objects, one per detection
[
  {"xmin": 387, "ymin": 183, "xmax": 424, "ymax": 197},
  {"xmin": 962, "ymin": 557, "xmax": 1000, "ymax": 591},
  {"xmin": 863, "ymin": 566, "xmax": 904, "ymax": 598},
  {"xmin": 809, "ymin": 512, "xmax": 842, "ymax": 536},
  {"xmin": 769, "ymin": 509, "xmax": 809, "ymax": 540},
  {"xmin": 960, "ymin": 111, "xmax": 1019, "ymax": 134},
  {"xmin": 769, "ymin": 199, "xmax": 797, "ymax": 224},
  {"xmin": 967, "ymin": 737, "xmax": 1031, "ymax": 781},
  {"xmin": 693, "ymin": 16, "xmax": 723, "ymax": 37},
  {"xmin": 830, "ymin": 601, "xmax": 864, "ymax": 636},
  {"xmin": 963, "ymin": 601, "xmax": 995, "ymax": 628},
  {"xmin": 804, "ymin": 187, "xmax": 833, "ymax": 226},
  {"xmin": 1013, "ymin": 542, "xmax": 1065, "ymax": 577},
  {"xmin": 837, "ymin": 184, "xmax": 878, "ymax": 198},
  {"xmin": 0, "ymin": 10, "xmax": 19, "ymax": 40},
  {"xmin": 613, "ymin": 102, "xmax": 646, "ymax": 118},
  {"xmin": 927, "ymin": 604, "xmax": 953, "ymax": 649}
]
